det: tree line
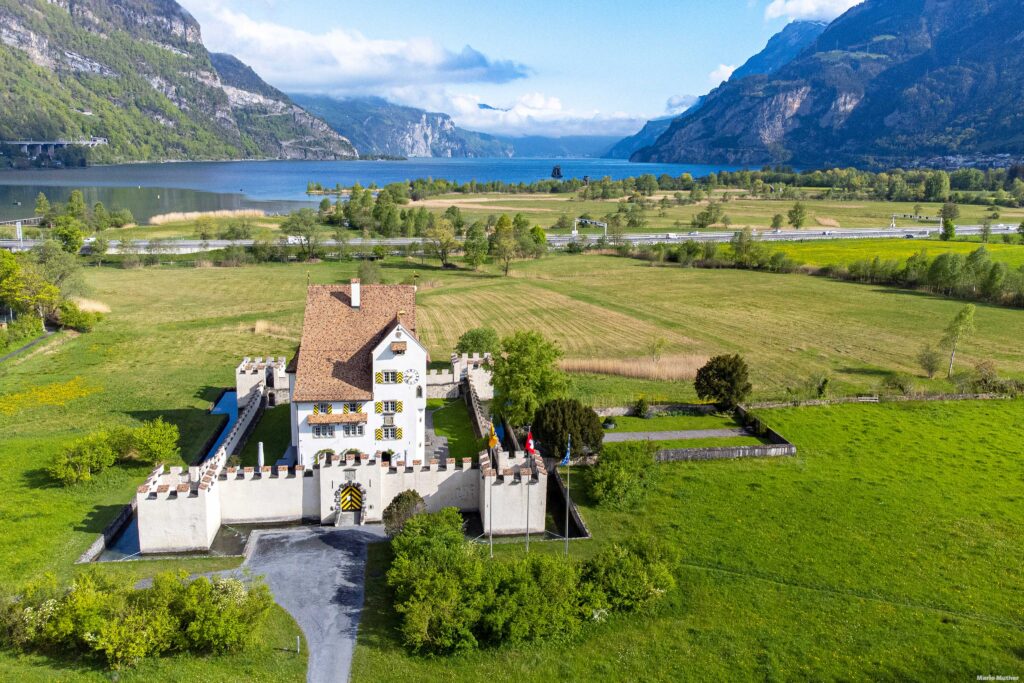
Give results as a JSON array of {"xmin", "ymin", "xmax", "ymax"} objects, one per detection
[{"xmin": 305, "ymin": 164, "xmax": 1024, "ymax": 207}]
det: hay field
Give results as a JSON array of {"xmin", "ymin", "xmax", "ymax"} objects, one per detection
[{"xmin": 775, "ymin": 237, "xmax": 1024, "ymax": 269}]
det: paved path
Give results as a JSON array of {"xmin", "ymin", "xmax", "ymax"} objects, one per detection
[
  {"xmin": 0, "ymin": 330, "xmax": 52, "ymax": 364},
  {"xmin": 424, "ymin": 408, "xmax": 450, "ymax": 460},
  {"xmin": 603, "ymin": 428, "xmax": 747, "ymax": 443},
  {"xmin": 241, "ymin": 526, "xmax": 387, "ymax": 683}
]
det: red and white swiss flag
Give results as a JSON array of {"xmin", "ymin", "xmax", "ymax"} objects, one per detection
[{"xmin": 525, "ymin": 431, "xmax": 538, "ymax": 456}]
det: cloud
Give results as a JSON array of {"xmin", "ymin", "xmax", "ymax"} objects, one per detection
[
  {"xmin": 764, "ymin": 0, "xmax": 863, "ymax": 21},
  {"xmin": 181, "ymin": 3, "xmax": 529, "ymax": 92},
  {"xmin": 708, "ymin": 64, "xmax": 737, "ymax": 85},
  {"xmin": 384, "ymin": 88, "xmax": 646, "ymax": 137},
  {"xmin": 666, "ymin": 94, "xmax": 698, "ymax": 115}
]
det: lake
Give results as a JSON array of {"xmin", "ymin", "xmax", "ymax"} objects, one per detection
[{"xmin": 0, "ymin": 157, "xmax": 741, "ymax": 223}]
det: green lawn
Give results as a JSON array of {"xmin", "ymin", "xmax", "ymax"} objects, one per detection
[
  {"xmin": 2, "ymin": 252, "xmax": 1023, "ymax": 679},
  {"xmin": 775, "ymin": 237, "xmax": 1024, "ymax": 269},
  {"xmin": 430, "ymin": 398, "xmax": 484, "ymax": 458},
  {"xmin": 605, "ymin": 413, "xmax": 742, "ymax": 432},
  {"xmin": 239, "ymin": 404, "xmax": 293, "ymax": 467},
  {"xmin": 351, "ymin": 400, "xmax": 1024, "ymax": 680}
]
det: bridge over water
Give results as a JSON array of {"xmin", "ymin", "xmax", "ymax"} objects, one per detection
[{"xmin": 1, "ymin": 138, "xmax": 108, "ymax": 157}]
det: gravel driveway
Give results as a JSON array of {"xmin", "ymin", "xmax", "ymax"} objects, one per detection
[{"xmin": 242, "ymin": 526, "xmax": 387, "ymax": 683}]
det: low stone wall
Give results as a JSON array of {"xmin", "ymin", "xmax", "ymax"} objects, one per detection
[
  {"xmin": 656, "ymin": 444, "xmax": 796, "ymax": 462},
  {"xmin": 426, "ymin": 368, "xmax": 460, "ymax": 399},
  {"xmin": 747, "ymin": 393, "xmax": 1015, "ymax": 410},
  {"xmin": 595, "ymin": 403, "xmax": 717, "ymax": 418}
]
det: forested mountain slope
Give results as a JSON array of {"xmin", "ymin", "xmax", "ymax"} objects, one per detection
[{"xmin": 0, "ymin": 0, "xmax": 355, "ymax": 163}]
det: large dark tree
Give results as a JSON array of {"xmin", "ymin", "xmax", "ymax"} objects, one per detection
[
  {"xmin": 694, "ymin": 354, "xmax": 752, "ymax": 410},
  {"xmin": 532, "ymin": 398, "xmax": 603, "ymax": 458}
]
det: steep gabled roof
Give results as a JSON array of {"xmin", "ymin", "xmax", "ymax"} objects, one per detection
[{"xmin": 293, "ymin": 284, "xmax": 417, "ymax": 402}]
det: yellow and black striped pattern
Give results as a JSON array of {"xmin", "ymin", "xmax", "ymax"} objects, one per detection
[{"xmin": 338, "ymin": 485, "xmax": 362, "ymax": 511}]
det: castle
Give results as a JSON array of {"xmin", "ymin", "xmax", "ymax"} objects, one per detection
[{"xmin": 136, "ymin": 280, "xmax": 546, "ymax": 553}]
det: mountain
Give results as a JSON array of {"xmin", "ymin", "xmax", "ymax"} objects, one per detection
[
  {"xmin": 208, "ymin": 54, "xmax": 356, "ymax": 160},
  {"xmin": 292, "ymin": 95, "xmax": 617, "ymax": 158},
  {"xmin": 0, "ymin": 0, "xmax": 355, "ymax": 163},
  {"xmin": 502, "ymin": 135, "xmax": 619, "ymax": 158},
  {"xmin": 635, "ymin": 0, "xmax": 1024, "ymax": 167},
  {"xmin": 729, "ymin": 20, "xmax": 828, "ymax": 82},
  {"xmin": 606, "ymin": 21, "xmax": 827, "ymax": 159},
  {"xmin": 604, "ymin": 117, "xmax": 675, "ymax": 160},
  {"xmin": 291, "ymin": 95, "xmax": 512, "ymax": 158}
]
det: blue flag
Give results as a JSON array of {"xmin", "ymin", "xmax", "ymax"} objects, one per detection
[{"xmin": 560, "ymin": 434, "xmax": 571, "ymax": 467}]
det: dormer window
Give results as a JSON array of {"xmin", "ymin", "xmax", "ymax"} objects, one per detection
[{"xmin": 391, "ymin": 341, "xmax": 407, "ymax": 355}]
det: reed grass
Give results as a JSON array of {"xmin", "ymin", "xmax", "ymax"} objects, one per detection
[
  {"xmin": 560, "ymin": 353, "xmax": 707, "ymax": 381},
  {"xmin": 148, "ymin": 209, "xmax": 265, "ymax": 225}
]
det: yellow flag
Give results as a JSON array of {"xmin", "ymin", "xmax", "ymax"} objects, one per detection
[{"xmin": 487, "ymin": 422, "xmax": 499, "ymax": 449}]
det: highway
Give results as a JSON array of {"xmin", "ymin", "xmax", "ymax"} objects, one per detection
[{"xmin": 0, "ymin": 224, "xmax": 1018, "ymax": 255}]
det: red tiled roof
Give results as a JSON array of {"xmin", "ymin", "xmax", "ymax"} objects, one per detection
[{"xmin": 293, "ymin": 284, "xmax": 417, "ymax": 402}]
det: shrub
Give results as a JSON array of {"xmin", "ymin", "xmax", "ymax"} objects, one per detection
[
  {"xmin": 126, "ymin": 418, "xmax": 180, "ymax": 464},
  {"xmin": 48, "ymin": 419, "xmax": 180, "ymax": 486},
  {"xmin": 358, "ymin": 259, "xmax": 383, "ymax": 284},
  {"xmin": 917, "ymin": 344, "xmax": 942, "ymax": 379},
  {"xmin": 0, "ymin": 570, "xmax": 271, "ymax": 669},
  {"xmin": 590, "ymin": 441, "xmax": 659, "ymax": 509},
  {"xmin": 179, "ymin": 576, "xmax": 273, "ymax": 653},
  {"xmin": 582, "ymin": 538, "xmax": 678, "ymax": 613},
  {"xmin": 55, "ymin": 300, "xmax": 101, "ymax": 332},
  {"xmin": 694, "ymin": 354, "xmax": 753, "ymax": 410},
  {"xmin": 633, "ymin": 396, "xmax": 649, "ymax": 418},
  {"xmin": 48, "ymin": 431, "xmax": 117, "ymax": 486},
  {"xmin": 383, "ymin": 490, "xmax": 426, "ymax": 537},
  {"xmin": 881, "ymin": 372, "xmax": 916, "ymax": 396},
  {"xmin": 532, "ymin": 398, "xmax": 603, "ymax": 458},
  {"xmin": 385, "ymin": 508, "xmax": 675, "ymax": 656}
]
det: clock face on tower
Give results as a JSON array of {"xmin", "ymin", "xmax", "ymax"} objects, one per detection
[{"xmin": 404, "ymin": 369, "xmax": 420, "ymax": 385}]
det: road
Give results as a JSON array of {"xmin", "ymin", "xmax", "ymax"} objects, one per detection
[
  {"xmin": 239, "ymin": 526, "xmax": 386, "ymax": 683},
  {"xmin": 0, "ymin": 224, "xmax": 1018, "ymax": 254}
]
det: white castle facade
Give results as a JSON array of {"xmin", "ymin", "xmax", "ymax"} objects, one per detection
[{"xmin": 136, "ymin": 280, "xmax": 546, "ymax": 553}]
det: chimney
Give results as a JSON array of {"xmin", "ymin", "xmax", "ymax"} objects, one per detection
[{"xmin": 350, "ymin": 278, "xmax": 360, "ymax": 309}]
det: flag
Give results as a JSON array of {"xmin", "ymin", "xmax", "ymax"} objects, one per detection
[
  {"xmin": 559, "ymin": 434, "xmax": 571, "ymax": 467},
  {"xmin": 525, "ymin": 430, "xmax": 538, "ymax": 456},
  {"xmin": 487, "ymin": 421, "xmax": 499, "ymax": 449}
]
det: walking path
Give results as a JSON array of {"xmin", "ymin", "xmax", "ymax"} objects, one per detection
[
  {"xmin": 0, "ymin": 330, "xmax": 52, "ymax": 364},
  {"xmin": 603, "ymin": 428, "xmax": 748, "ymax": 443},
  {"xmin": 424, "ymin": 408, "xmax": 450, "ymax": 460}
]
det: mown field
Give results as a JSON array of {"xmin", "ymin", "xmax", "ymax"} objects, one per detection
[
  {"xmin": 351, "ymin": 400, "xmax": 1024, "ymax": 681},
  {"xmin": 408, "ymin": 192, "xmax": 1024, "ymax": 233},
  {"xmin": 1, "ymin": 252, "xmax": 1023, "ymax": 678},
  {"xmin": 776, "ymin": 237, "xmax": 1024, "ymax": 269}
]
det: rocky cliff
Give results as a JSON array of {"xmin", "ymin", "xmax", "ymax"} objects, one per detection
[
  {"xmin": 634, "ymin": 0, "xmax": 1024, "ymax": 167},
  {"xmin": 607, "ymin": 20, "xmax": 827, "ymax": 160},
  {"xmin": 0, "ymin": 0, "xmax": 355, "ymax": 162},
  {"xmin": 292, "ymin": 95, "xmax": 513, "ymax": 158}
]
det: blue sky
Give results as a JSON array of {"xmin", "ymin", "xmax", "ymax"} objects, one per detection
[{"xmin": 180, "ymin": 0, "xmax": 862, "ymax": 137}]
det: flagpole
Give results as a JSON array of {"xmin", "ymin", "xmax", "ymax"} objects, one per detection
[
  {"xmin": 564, "ymin": 435, "xmax": 570, "ymax": 557},
  {"xmin": 525, "ymin": 424, "xmax": 531, "ymax": 553}
]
